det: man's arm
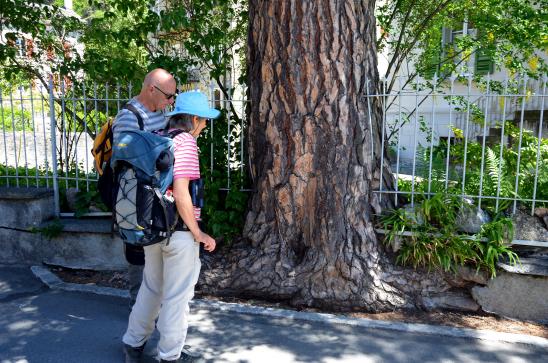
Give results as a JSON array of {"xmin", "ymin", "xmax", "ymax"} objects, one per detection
[{"xmin": 173, "ymin": 178, "xmax": 216, "ymax": 252}]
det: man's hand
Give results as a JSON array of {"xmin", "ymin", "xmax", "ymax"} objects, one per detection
[{"xmin": 195, "ymin": 231, "xmax": 216, "ymax": 252}]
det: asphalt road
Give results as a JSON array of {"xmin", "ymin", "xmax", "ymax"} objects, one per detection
[{"xmin": 0, "ymin": 265, "xmax": 546, "ymax": 363}]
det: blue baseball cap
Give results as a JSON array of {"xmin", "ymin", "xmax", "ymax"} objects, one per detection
[{"xmin": 165, "ymin": 90, "xmax": 221, "ymax": 119}]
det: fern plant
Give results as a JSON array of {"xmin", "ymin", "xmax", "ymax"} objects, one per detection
[
  {"xmin": 482, "ymin": 147, "xmax": 516, "ymax": 212},
  {"xmin": 381, "ymin": 191, "xmax": 519, "ymax": 277}
]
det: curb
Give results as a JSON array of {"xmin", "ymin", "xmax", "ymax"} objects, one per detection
[
  {"xmin": 31, "ymin": 265, "xmax": 130, "ymax": 299},
  {"xmin": 31, "ymin": 265, "xmax": 548, "ymax": 348}
]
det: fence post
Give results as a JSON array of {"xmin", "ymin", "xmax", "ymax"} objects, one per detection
[{"xmin": 48, "ymin": 77, "xmax": 60, "ymax": 217}]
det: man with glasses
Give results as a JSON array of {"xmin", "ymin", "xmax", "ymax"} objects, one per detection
[
  {"xmin": 113, "ymin": 68, "xmax": 177, "ymax": 136},
  {"xmin": 112, "ymin": 68, "xmax": 177, "ymax": 310}
]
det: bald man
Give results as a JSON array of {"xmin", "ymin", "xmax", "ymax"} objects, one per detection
[
  {"xmin": 112, "ymin": 68, "xmax": 177, "ymax": 309},
  {"xmin": 113, "ymin": 68, "xmax": 177, "ymax": 136}
]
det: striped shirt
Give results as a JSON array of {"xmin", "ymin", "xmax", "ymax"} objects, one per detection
[
  {"xmin": 112, "ymin": 98, "xmax": 167, "ymax": 138},
  {"xmin": 173, "ymin": 132, "xmax": 201, "ymax": 220}
]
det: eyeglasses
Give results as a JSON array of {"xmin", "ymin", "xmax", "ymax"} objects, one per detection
[{"xmin": 154, "ymin": 85, "xmax": 177, "ymax": 100}]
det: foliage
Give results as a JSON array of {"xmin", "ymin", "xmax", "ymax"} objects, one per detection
[
  {"xmin": 196, "ymin": 110, "xmax": 250, "ymax": 243},
  {"xmin": 376, "ymin": 0, "xmax": 548, "ymax": 94},
  {"xmin": 381, "ymin": 192, "xmax": 519, "ymax": 277},
  {"xmin": 478, "ymin": 215, "xmax": 518, "ymax": 276},
  {"xmin": 0, "ymin": 106, "xmax": 34, "ymax": 131},
  {"xmin": 1, "ymin": 1, "xmax": 250, "ymax": 242},
  {"xmin": 402, "ymin": 119, "xmax": 548, "ymax": 214},
  {"xmin": 30, "ymin": 218, "xmax": 64, "ymax": 239},
  {"xmin": 74, "ymin": 188, "xmax": 109, "ymax": 217},
  {"xmin": 201, "ymin": 170, "xmax": 249, "ymax": 243}
]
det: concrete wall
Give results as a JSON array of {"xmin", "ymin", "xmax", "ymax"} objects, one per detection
[{"xmin": 0, "ymin": 187, "xmax": 126, "ymax": 270}]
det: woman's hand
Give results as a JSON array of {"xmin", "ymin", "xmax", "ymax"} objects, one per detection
[
  {"xmin": 194, "ymin": 231, "xmax": 216, "ymax": 252},
  {"xmin": 191, "ymin": 118, "xmax": 207, "ymax": 138}
]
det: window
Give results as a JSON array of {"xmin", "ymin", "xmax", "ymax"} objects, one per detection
[{"xmin": 441, "ymin": 26, "xmax": 494, "ymax": 76}]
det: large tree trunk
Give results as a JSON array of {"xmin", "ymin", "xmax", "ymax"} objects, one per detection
[{"xmin": 200, "ymin": 0, "xmax": 450, "ymax": 311}]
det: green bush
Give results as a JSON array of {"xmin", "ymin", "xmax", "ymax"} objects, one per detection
[
  {"xmin": 0, "ymin": 106, "xmax": 35, "ymax": 131},
  {"xmin": 381, "ymin": 191, "xmax": 519, "ymax": 277},
  {"xmin": 405, "ymin": 120, "xmax": 548, "ymax": 214},
  {"xmin": 0, "ymin": 164, "xmax": 103, "ymax": 215}
]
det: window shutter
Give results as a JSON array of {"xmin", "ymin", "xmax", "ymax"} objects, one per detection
[
  {"xmin": 475, "ymin": 49, "xmax": 494, "ymax": 75},
  {"xmin": 474, "ymin": 30, "xmax": 494, "ymax": 75},
  {"xmin": 422, "ymin": 50, "xmax": 441, "ymax": 79}
]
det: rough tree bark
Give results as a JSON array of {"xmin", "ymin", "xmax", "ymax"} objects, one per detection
[{"xmin": 200, "ymin": 0, "xmax": 450, "ymax": 311}]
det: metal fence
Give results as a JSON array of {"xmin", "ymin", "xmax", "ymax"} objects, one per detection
[
  {"xmin": 371, "ymin": 73, "xmax": 547, "ymax": 219},
  {"xmin": 1, "ymin": 73, "xmax": 547, "ymax": 223},
  {"xmin": 0, "ymin": 77, "xmax": 249, "ymax": 216}
]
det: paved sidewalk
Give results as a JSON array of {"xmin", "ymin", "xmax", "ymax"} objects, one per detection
[{"xmin": 0, "ymin": 265, "xmax": 547, "ymax": 363}]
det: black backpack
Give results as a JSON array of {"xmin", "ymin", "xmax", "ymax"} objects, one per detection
[{"xmin": 113, "ymin": 128, "xmax": 183, "ymax": 248}]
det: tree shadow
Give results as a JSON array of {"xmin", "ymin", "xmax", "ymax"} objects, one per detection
[{"xmin": 0, "ymin": 287, "xmax": 546, "ymax": 363}]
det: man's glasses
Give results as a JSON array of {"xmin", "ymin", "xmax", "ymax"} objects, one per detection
[{"xmin": 154, "ymin": 85, "xmax": 177, "ymax": 100}]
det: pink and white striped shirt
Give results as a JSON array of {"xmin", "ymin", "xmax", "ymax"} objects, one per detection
[{"xmin": 172, "ymin": 132, "xmax": 201, "ymax": 220}]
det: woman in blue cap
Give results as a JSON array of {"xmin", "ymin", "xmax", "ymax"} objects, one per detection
[{"xmin": 123, "ymin": 91, "xmax": 220, "ymax": 363}]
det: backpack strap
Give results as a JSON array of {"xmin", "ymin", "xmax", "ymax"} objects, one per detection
[
  {"xmin": 123, "ymin": 103, "xmax": 145, "ymax": 131},
  {"xmin": 95, "ymin": 119, "xmax": 113, "ymax": 174},
  {"xmin": 167, "ymin": 129, "xmax": 184, "ymax": 139},
  {"xmin": 155, "ymin": 128, "xmax": 185, "ymax": 139},
  {"xmin": 154, "ymin": 188, "xmax": 172, "ymax": 246}
]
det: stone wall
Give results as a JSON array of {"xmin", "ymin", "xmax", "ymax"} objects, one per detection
[{"xmin": 0, "ymin": 187, "xmax": 125, "ymax": 270}]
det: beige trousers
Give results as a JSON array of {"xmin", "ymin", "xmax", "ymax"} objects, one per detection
[{"xmin": 122, "ymin": 231, "xmax": 201, "ymax": 361}]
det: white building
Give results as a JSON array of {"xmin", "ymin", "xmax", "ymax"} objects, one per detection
[{"xmin": 377, "ymin": 19, "xmax": 547, "ymax": 163}]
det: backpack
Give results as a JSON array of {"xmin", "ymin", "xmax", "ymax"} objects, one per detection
[
  {"xmin": 93, "ymin": 104, "xmax": 144, "ymax": 209},
  {"xmin": 111, "ymin": 129, "xmax": 184, "ymax": 247}
]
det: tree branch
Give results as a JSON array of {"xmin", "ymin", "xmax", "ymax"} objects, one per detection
[
  {"xmin": 385, "ymin": 0, "xmax": 453, "ymax": 93},
  {"xmin": 213, "ymin": 75, "xmax": 242, "ymax": 125},
  {"xmin": 384, "ymin": 0, "xmax": 417, "ymax": 80},
  {"xmin": 385, "ymin": 55, "xmax": 470, "ymax": 143}
]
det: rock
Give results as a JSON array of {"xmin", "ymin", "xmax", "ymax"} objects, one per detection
[
  {"xmin": 0, "ymin": 188, "xmax": 54, "ymax": 228},
  {"xmin": 402, "ymin": 204, "xmax": 424, "ymax": 226},
  {"xmin": 533, "ymin": 207, "xmax": 548, "ymax": 230},
  {"xmin": 497, "ymin": 256, "xmax": 548, "ymax": 277},
  {"xmin": 388, "ymin": 235, "xmax": 403, "ymax": 253},
  {"xmin": 512, "ymin": 209, "xmax": 548, "ymax": 242},
  {"xmin": 534, "ymin": 207, "xmax": 548, "ymax": 218},
  {"xmin": 420, "ymin": 291, "xmax": 480, "ymax": 312},
  {"xmin": 456, "ymin": 265, "xmax": 489, "ymax": 285},
  {"xmin": 455, "ymin": 198, "xmax": 490, "ymax": 234},
  {"xmin": 65, "ymin": 188, "xmax": 79, "ymax": 212},
  {"xmin": 88, "ymin": 204, "xmax": 103, "ymax": 213},
  {"xmin": 472, "ymin": 271, "xmax": 548, "ymax": 323},
  {"xmin": 445, "ymin": 266, "xmax": 489, "ymax": 287}
]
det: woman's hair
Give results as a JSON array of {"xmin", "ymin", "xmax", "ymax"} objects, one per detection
[{"xmin": 168, "ymin": 113, "xmax": 194, "ymax": 132}]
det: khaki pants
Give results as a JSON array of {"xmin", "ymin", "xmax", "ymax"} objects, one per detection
[
  {"xmin": 128, "ymin": 263, "xmax": 144, "ymax": 309},
  {"xmin": 122, "ymin": 231, "xmax": 201, "ymax": 361}
]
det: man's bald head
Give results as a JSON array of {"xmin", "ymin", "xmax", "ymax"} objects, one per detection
[
  {"xmin": 138, "ymin": 68, "xmax": 177, "ymax": 111},
  {"xmin": 143, "ymin": 68, "xmax": 174, "ymax": 88}
]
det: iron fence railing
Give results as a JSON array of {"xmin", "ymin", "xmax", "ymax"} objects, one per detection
[
  {"xmin": 371, "ymin": 73, "xmax": 547, "ymax": 219},
  {"xmin": 1, "ymin": 73, "xmax": 547, "ymax": 231},
  {"xmin": 0, "ymin": 77, "xmax": 249, "ymax": 216}
]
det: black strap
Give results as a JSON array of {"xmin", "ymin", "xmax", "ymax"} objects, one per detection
[
  {"xmin": 155, "ymin": 128, "xmax": 185, "ymax": 139},
  {"xmin": 168, "ymin": 129, "xmax": 184, "ymax": 139},
  {"xmin": 124, "ymin": 103, "xmax": 145, "ymax": 131},
  {"xmin": 154, "ymin": 188, "xmax": 172, "ymax": 246}
]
